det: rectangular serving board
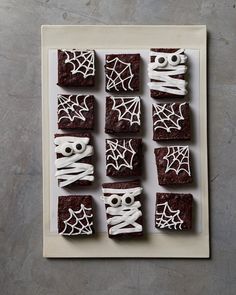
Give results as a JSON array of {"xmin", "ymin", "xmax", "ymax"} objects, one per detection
[{"xmin": 42, "ymin": 25, "xmax": 209, "ymax": 258}]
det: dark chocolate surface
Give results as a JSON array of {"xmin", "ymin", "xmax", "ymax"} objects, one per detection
[
  {"xmin": 58, "ymin": 94, "xmax": 95, "ymax": 130},
  {"xmin": 106, "ymin": 138, "xmax": 142, "ymax": 177},
  {"xmin": 58, "ymin": 50, "xmax": 95, "ymax": 87},
  {"xmin": 103, "ymin": 179, "xmax": 140, "ymax": 190},
  {"xmin": 155, "ymin": 193, "xmax": 193, "ymax": 230},
  {"xmin": 105, "ymin": 96, "xmax": 141, "ymax": 134},
  {"xmin": 154, "ymin": 146, "xmax": 193, "ymax": 185},
  {"xmin": 58, "ymin": 195, "xmax": 94, "ymax": 235},
  {"xmin": 105, "ymin": 54, "xmax": 140, "ymax": 92},
  {"xmin": 152, "ymin": 102, "xmax": 191, "ymax": 141}
]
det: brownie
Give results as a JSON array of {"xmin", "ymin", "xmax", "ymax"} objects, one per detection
[
  {"xmin": 152, "ymin": 102, "xmax": 191, "ymax": 141},
  {"xmin": 105, "ymin": 96, "xmax": 141, "ymax": 134},
  {"xmin": 106, "ymin": 138, "xmax": 142, "ymax": 177},
  {"xmin": 57, "ymin": 94, "xmax": 95, "ymax": 130},
  {"xmin": 154, "ymin": 146, "xmax": 192, "ymax": 185},
  {"xmin": 155, "ymin": 193, "xmax": 193, "ymax": 230},
  {"xmin": 58, "ymin": 195, "xmax": 94, "ymax": 235},
  {"xmin": 148, "ymin": 48, "xmax": 188, "ymax": 99},
  {"xmin": 102, "ymin": 180, "xmax": 143, "ymax": 238},
  {"xmin": 105, "ymin": 54, "xmax": 140, "ymax": 92},
  {"xmin": 58, "ymin": 49, "xmax": 95, "ymax": 87},
  {"xmin": 54, "ymin": 133, "xmax": 94, "ymax": 188}
]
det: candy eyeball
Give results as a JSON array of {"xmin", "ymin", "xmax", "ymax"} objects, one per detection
[
  {"xmin": 73, "ymin": 140, "xmax": 86, "ymax": 154},
  {"xmin": 168, "ymin": 54, "xmax": 181, "ymax": 66},
  {"xmin": 60, "ymin": 143, "xmax": 73, "ymax": 156},
  {"xmin": 122, "ymin": 194, "xmax": 134, "ymax": 206},
  {"xmin": 109, "ymin": 194, "xmax": 121, "ymax": 207},
  {"xmin": 155, "ymin": 56, "xmax": 168, "ymax": 68}
]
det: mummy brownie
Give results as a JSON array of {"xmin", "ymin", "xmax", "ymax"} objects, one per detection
[
  {"xmin": 58, "ymin": 49, "xmax": 95, "ymax": 87},
  {"xmin": 54, "ymin": 133, "xmax": 94, "ymax": 188},
  {"xmin": 152, "ymin": 102, "xmax": 191, "ymax": 140},
  {"xmin": 105, "ymin": 96, "xmax": 141, "ymax": 134},
  {"xmin": 155, "ymin": 193, "xmax": 193, "ymax": 230},
  {"xmin": 148, "ymin": 48, "xmax": 188, "ymax": 99},
  {"xmin": 154, "ymin": 146, "xmax": 192, "ymax": 185},
  {"xmin": 105, "ymin": 138, "xmax": 142, "ymax": 177},
  {"xmin": 58, "ymin": 195, "xmax": 94, "ymax": 235},
  {"xmin": 57, "ymin": 94, "xmax": 95, "ymax": 130},
  {"xmin": 105, "ymin": 54, "xmax": 140, "ymax": 92},
  {"xmin": 102, "ymin": 180, "xmax": 143, "ymax": 238}
]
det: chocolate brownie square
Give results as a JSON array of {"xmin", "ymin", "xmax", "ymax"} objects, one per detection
[
  {"xmin": 58, "ymin": 49, "xmax": 95, "ymax": 87},
  {"xmin": 152, "ymin": 102, "xmax": 191, "ymax": 140},
  {"xmin": 155, "ymin": 193, "xmax": 193, "ymax": 230},
  {"xmin": 102, "ymin": 180, "xmax": 143, "ymax": 238},
  {"xmin": 105, "ymin": 96, "xmax": 141, "ymax": 134},
  {"xmin": 57, "ymin": 94, "xmax": 95, "ymax": 130},
  {"xmin": 58, "ymin": 195, "xmax": 94, "ymax": 235},
  {"xmin": 106, "ymin": 138, "xmax": 142, "ymax": 177},
  {"xmin": 105, "ymin": 54, "xmax": 140, "ymax": 92},
  {"xmin": 54, "ymin": 133, "xmax": 94, "ymax": 188},
  {"xmin": 154, "ymin": 146, "xmax": 192, "ymax": 185},
  {"xmin": 148, "ymin": 48, "xmax": 188, "ymax": 99}
]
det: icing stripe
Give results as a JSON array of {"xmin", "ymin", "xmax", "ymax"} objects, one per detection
[
  {"xmin": 102, "ymin": 186, "xmax": 142, "ymax": 195},
  {"xmin": 54, "ymin": 136, "xmax": 94, "ymax": 187},
  {"xmin": 107, "ymin": 202, "xmax": 142, "ymax": 235}
]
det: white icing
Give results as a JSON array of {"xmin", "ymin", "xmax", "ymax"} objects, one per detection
[
  {"xmin": 63, "ymin": 50, "xmax": 95, "ymax": 78},
  {"xmin": 102, "ymin": 186, "xmax": 143, "ymax": 235},
  {"xmin": 102, "ymin": 187, "xmax": 142, "ymax": 203},
  {"xmin": 111, "ymin": 96, "xmax": 141, "ymax": 126},
  {"xmin": 156, "ymin": 201, "xmax": 183, "ymax": 230},
  {"xmin": 60, "ymin": 204, "xmax": 93, "ymax": 235},
  {"xmin": 148, "ymin": 49, "xmax": 187, "ymax": 96},
  {"xmin": 106, "ymin": 57, "xmax": 134, "ymax": 91},
  {"xmin": 153, "ymin": 102, "xmax": 185, "ymax": 133},
  {"xmin": 106, "ymin": 139, "xmax": 136, "ymax": 171},
  {"xmin": 163, "ymin": 146, "xmax": 191, "ymax": 176},
  {"xmin": 58, "ymin": 95, "xmax": 89, "ymax": 123},
  {"xmin": 54, "ymin": 136, "xmax": 94, "ymax": 187}
]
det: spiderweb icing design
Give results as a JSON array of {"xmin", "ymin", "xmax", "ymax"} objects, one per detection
[
  {"xmin": 58, "ymin": 95, "xmax": 89, "ymax": 122},
  {"xmin": 106, "ymin": 57, "xmax": 134, "ymax": 91},
  {"xmin": 63, "ymin": 50, "xmax": 95, "ymax": 78},
  {"xmin": 163, "ymin": 146, "xmax": 191, "ymax": 176},
  {"xmin": 148, "ymin": 48, "xmax": 187, "ymax": 95},
  {"xmin": 106, "ymin": 139, "xmax": 136, "ymax": 171},
  {"xmin": 102, "ymin": 186, "xmax": 143, "ymax": 235},
  {"xmin": 111, "ymin": 96, "xmax": 140, "ymax": 126},
  {"xmin": 156, "ymin": 202, "xmax": 183, "ymax": 229},
  {"xmin": 60, "ymin": 205, "xmax": 93, "ymax": 235},
  {"xmin": 153, "ymin": 103, "xmax": 185, "ymax": 133}
]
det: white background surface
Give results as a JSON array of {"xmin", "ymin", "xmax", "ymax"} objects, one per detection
[{"xmin": 48, "ymin": 49, "xmax": 200, "ymax": 234}]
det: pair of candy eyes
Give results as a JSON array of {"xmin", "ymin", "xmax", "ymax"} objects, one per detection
[
  {"xmin": 155, "ymin": 54, "xmax": 181, "ymax": 67},
  {"xmin": 60, "ymin": 141, "xmax": 86, "ymax": 156},
  {"xmin": 108, "ymin": 194, "xmax": 135, "ymax": 207}
]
